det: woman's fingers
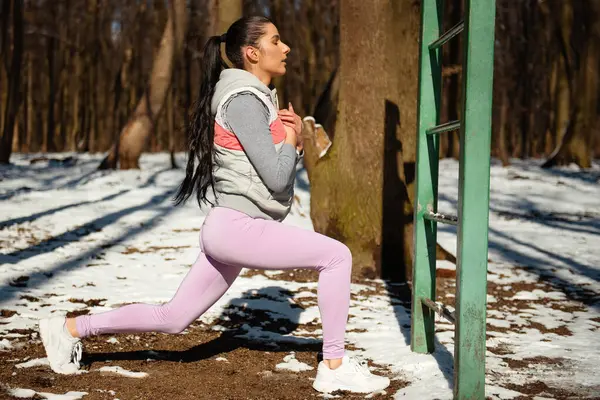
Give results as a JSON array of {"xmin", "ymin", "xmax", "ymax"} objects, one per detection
[
  {"xmin": 278, "ymin": 110, "xmax": 293, "ymax": 117},
  {"xmin": 279, "ymin": 115, "xmax": 296, "ymax": 123},
  {"xmin": 279, "ymin": 109, "xmax": 302, "ymax": 136},
  {"xmin": 279, "ymin": 109, "xmax": 300, "ymax": 118}
]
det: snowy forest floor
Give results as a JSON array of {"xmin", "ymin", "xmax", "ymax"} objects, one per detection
[{"xmin": 1, "ymin": 153, "xmax": 599, "ymax": 400}]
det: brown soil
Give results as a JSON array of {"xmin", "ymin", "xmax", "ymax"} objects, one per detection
[
  {"xmin": 506, "ymin": 381, "xmax": 582, "ymax": 399},
  {"xmin": 68, "ymin": 299, "xmax": 107, "ymax": 307},
  {"xmin": 121, "ymin": 246, "xmax": 191, "ymax": 255},
  {"xmin": 502, "ymin": 356, "xmax": 564, "ymax": 369},
  {"xmin": 1, "ymin": 310, "xmax": 18, "ymax": 318}
]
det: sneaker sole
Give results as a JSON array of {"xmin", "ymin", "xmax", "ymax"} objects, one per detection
[{"xmin": 312, "ymin": 379, "xmax": 389, "ymax": 394}]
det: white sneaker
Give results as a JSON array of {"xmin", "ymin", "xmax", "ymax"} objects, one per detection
[
  {"xmin": 38, "ymin": 316, "xmax": 83, "ymax": 374},
  {"xmin": 312, "ymin": 355, "xmax": 390, "ymax": 393}
]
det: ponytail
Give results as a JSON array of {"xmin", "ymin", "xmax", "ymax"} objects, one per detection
[{"xmin": 173, "ymin": 35, "xmax": 226, "ymax": 207}]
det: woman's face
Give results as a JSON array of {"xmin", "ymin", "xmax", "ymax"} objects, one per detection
[{"xmin": 254, "ymin": 23, "xmax": 290, "ymax": 77}]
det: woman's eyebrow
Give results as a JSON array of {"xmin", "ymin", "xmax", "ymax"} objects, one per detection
[{"xmin": 272, "ymin": 34, "xmax": 280, "ymax": 40}]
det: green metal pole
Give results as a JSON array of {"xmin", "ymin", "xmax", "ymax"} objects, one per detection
[
  {"xmin": 411, "ymin": 0, "xmax": 442, "ymax": 354},
  {"xmin": 454, "ymin": 0, "xmax": 496, "ymax": 398}
]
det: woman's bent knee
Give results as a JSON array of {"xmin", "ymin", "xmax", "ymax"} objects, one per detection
[
  {"xmin": 326, "ymin": 241, "xmax": 352, "ymax": 273},
  {"xmin": 160, "ymin": 321, "xmax": 189, "ymax": 334},
  {"xmin": 339, "ymin": 243, "xmax": 352, "ymax": 264},
  {"xmin": 153, "ymin": 305, "xmax": 189, "ymax": 334}
]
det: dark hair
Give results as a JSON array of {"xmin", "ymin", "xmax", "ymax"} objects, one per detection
[{"xmin": 173, "ymin": 16, "xmax": 273, "ymax": 207}]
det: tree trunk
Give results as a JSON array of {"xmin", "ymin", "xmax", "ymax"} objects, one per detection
[
  {"xmin": 444, "ymin": 0, "xmax": 461, "ymax": 160},
  {"xmin": 70, "ymin": 33, "xmax": 81, "ymax": 151},
  {"xmin": 58, "ymin": 57, "xmax": 68, "ymax": 151},
  {"xmin": 167, "ymin": 84, "xmax": 177, "ymax": 168},
  {"xmin": 305, "ymin": 0, "xmax": 420, "ymax": 281},
  {"xmin": 217, "ymin": 0, "xmax": 242, "ymax": 34},
  {"xmin": 0, "ymin": 0, "xmax": 23, "ymax": 164},
  {"xmin": 25, "ymin": 52, "xmax": 33, "ymax": 152},
  {"xmin": 545, "ymin": 57, "xmax": 558, "ymax": 156},
  {"xmin": 497, "ymin": 89, "xmax": 510, "ymax": 166},
  {"xmin": 0, "ymin": 64, "xmax": 5, "ymax": 137},
  {"xmin": 11, "ymin": 109, "xmax": 19, "ymax": 151},
  {"xmin": 88, "ymin": 57, "xmax": 97, "ymax": 152},
  {"xmin": 543, "ymin": 0, "xmax": 596, "ymax": 169},
  {"xmin": 101, "ymin": 0, "xmax": 187, "ymax": 170},
  {"xmin": 312, "ymin": 68, "xmax": 339, "ymax": 144},
  {"xmin": 0, "ymin": 0, "xmax": 8, "ymax": 136},
  {"xmin": 45, "ymin": 35, "xmax": 56, "ymax": 152}
]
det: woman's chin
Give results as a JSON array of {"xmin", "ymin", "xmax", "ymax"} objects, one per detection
[{"xmin": 272, "ymin": 66, "xmax": 287, "ymax": 77}]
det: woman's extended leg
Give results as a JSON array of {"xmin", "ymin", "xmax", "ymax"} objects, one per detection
[
  {"xmin": 74, "ymin": 252, "xmax": 242, "ymax": 337},
  {"xmin": 39, "ymin": 250, "xmax": 242, "ymax": 374}
]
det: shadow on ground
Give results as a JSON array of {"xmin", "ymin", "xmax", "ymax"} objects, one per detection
[{"xmin": 83, "ymin": 286, "xmax": 321, "ymax": 366}]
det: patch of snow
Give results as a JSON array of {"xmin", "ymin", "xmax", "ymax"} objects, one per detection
[
  {"xmin": 0, "ymin": 338, "xmax": 13, "ymax": 350},
  {"xmin": 275, "ymin": 352, "xmax": 313, "ymax": 372},
  {"xmin": 365, "ymin": 390, "xmax": 386, "ymax": 398},
  {"xmin": 7, "ymin": 388, "xmax": 88, "ymax": 400},
  {"xmin": 98, "ymin": 366, "xmax": 148, "ymax": 378},
  {"xmin": 488, "ymin": 319, "xmax": 511, "ymax": 329},
  {"xmin": 485, "ymin": 385, "xmax": 523, "ymax": 399},
  {"xmin": 7, "ymin": 388, "xmax": 37, "ymax": 398},
  {"xmin": 37, "ymin": 391, "xmax": 88, "ymax": 400},
  {"xmin": 15, "ymin": 358, "xmax": 49, "ymax": 369},
  {"xmin": 511, "ymin": 289, "xmax": 566, "ymax": 301}
]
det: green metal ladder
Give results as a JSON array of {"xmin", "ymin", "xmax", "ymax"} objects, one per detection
[{"xmin": 411, "ymin": 0, "xmax": 496, "ymax": 399}]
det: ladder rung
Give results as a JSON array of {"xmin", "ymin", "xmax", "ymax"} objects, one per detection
[
  {"xmin": 424, "ymin": 211, "xmax": 458, "ymax": 226},
  {"xmin": 421, "ymin": 298, "xmax": 456, "ymax": 324},
  {"xmin": 429, "ymin": 20, "xmax": 465, "ymax": 50},
  {"xmin": 426, "ymin": 120, "xmax": 460, "ymax": 135}
]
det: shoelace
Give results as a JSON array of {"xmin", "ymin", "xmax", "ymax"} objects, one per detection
[
  {"xmin": 71, "ymin": 341, "xmax": 83, "ymax": 367},
  {"xmin": 348, "ymin": 356, "xmax": 372, "ymax": 377}
]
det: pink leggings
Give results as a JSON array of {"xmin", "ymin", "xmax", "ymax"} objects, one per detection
[{"xmin": 76, "ymin": 206, "xmax": 351, "ymax": 359}]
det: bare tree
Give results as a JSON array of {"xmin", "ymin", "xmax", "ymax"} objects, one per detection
[
  {"xmin": 0, "ymin": 0, "xmax": 23, "ymax": 164},
  {"xmin": 217, "ymin": 0, "xmax": 242, "ymax": 34},
  {"xmin": 100, "ymin": 0, "xmax": 188, "ymax": 170},
  {"xmin": 543, "ymin": 0, "xmax": 599, "ymax": 168},
  {"xmin": 303, "ymin": 0, "xmax": 420, "ymax": 280}
]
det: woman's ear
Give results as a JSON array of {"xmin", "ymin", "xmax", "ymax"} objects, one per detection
[{"xmin": 244, "ymin": 46, "xmax": 259, "ymax": 64}]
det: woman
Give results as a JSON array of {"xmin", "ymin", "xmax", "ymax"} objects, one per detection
[{"xmin": 38, "ymin": 16, "xmax": 390, "ymax": 394}]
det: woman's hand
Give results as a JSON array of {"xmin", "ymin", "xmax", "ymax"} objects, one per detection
[
  {"xmin": 278, "ymin": 103, "xmax": 303, "ymax": 151},
  {"xmin": 283, "ymin": 123, "xmax": 297, "ymax": 148}
]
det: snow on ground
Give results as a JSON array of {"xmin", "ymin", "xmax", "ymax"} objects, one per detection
[
  {"xmin": 97, "ymin": 365, "xmax": 148, "ymax": 378},
  {"xmin": 7, "ymin": 388, "xmax": 88, "ymax": 399},
  {"xmin": 275, "ymin": 352, "xmax": 314, "ymax": 372},
  {"xmin": 1, "ymin": 153, "xmax": 600, "ymax": 399}
]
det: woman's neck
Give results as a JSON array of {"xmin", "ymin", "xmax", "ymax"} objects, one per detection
[{"xmin": 245, "ymin": 66, "xmax": 271, "ymax": 86}]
